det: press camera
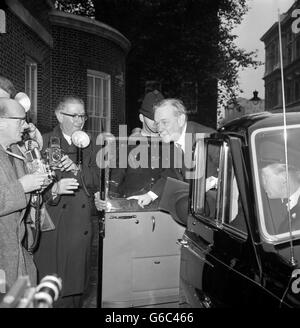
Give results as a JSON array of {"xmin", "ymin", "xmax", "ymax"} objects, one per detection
[{"xmin": 44, "ymin": 136, "xmax": 64, "ymax": 168}]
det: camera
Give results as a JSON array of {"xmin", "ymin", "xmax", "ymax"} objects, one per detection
[
  {"xmin": 24, "ymin": 147, "xmax": 53, "ymax": 186},
  {"xmin": 45, "ymin": 136, "xmax": 64, "ymax": 168}
]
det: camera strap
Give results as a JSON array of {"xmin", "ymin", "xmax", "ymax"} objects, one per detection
[{"xmin": 5, "ymin": 149, "xmax": 26, "ymax": 161}]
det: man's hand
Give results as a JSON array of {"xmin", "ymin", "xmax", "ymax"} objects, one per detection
[
  {"xmin": 127, "ymin": 193, "xmax": 153, "ymax": 208},
  {"xmin": 57, "ymin": 155, "xmax": 78, "ymax": 172},
  {"xmin": 19, "ymin": 173, "xmax": 50, "ymax": 193},
  {"xmin": 94, "ymin": 191, "xmax": 107, "ymax": 211},
  {"xmin": 52, "ymin": 178, "xmax": 79, "ymax": 195},
  {"xmin": 206, "ymin": 176, "xmax": 218, "ymax": 192}
]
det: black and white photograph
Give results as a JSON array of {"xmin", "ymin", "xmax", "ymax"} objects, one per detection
[{"xmin": 1, "ymin": 0, "xmax": 300, "ymax": 311}]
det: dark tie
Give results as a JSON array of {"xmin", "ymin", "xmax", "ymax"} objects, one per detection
[{"xmin": 174, "ymin": 143, "xmax": 185, "ymax": 180}]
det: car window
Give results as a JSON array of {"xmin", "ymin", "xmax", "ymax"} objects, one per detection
[
  {"xmin": 204, "ymin": 143, "xmax": 221, "ymax": 220},
  {"xmin": 192, "ymin": 139, "xmax": 247, "ymax": 236},
  {"xmin": 221, "ymin": 147, "xmax": 248, "ymax": 236},
  {"xmin": 251, "ymin": 125, "xmax": 300, "ymax": 242},
  {"xmin": 191, "ymin": 139, "xmax": 221, "ymax": 221},
  {"xmin": 104, "ymin": 136, "xmax": 170, "ymax": 212}
]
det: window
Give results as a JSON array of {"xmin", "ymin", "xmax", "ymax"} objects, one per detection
[
  {"xmin": 252, "ymin": 126, "xmax": 300, "ymax": 243},
  {"xmin": 86, "ymin": 70, "xmax": 111, "ymax": 137},
  {"xmin": 285, "ymin": 78, "xmax": 293, "ymax": 104},
  {"xmin": 191, "ymin": 139, "xmax": 221, "ymax": 220},
  {"xmin": 295, "ymin": 77, "xmax": 300, "ymax": 101},
  {"xmin": 221, "ymin": 146, "xmax": 247, "ymax": 236},
  {"xmin": 25, "ymin": 58, "xmax": 37, "ymax": 124},
  {"xmin": 192, "ymin": 138, "xmax": 247, "ymax": 237}
]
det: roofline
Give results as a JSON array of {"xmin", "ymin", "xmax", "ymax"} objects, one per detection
[
  {"xmin": 261, "ymin": 1, "xmax": 299, "ymax": 42},
  {"xmin": 49, "ymin": 10, "xmax": 131, "ymax": 54},
  {"xmin": 6, "ymin": 0, "xmax": 53, "ymax": 46}
]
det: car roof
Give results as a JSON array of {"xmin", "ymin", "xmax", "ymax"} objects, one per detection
[{"xmin": 220, "ymin": 112, "xmax": 300, "ymax": 136}]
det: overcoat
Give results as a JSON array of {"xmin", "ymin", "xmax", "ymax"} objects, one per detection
[
  {"xmin": 34, "ymin": 125, "xmax": 99, "ymax": 297},
  {"xmin": 0, "ymin": 144, "xmax": 36, "ymax": 291}
]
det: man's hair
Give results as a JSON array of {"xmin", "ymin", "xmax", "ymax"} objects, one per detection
[
  {"xmin": 0, "ymin": 98, "xmax": 18, "ymax": 116},
  {"xmin": 55, "ymin": 96, "xmax": 85, "ymax": 113},
  {"xmin": 153, "ymin": 98, "xmax": 187, "ymax": 120},
  {"xmin": 262, "ymin": 163, "xmax": 300, "ymax": 181},
  {"xmin": 0, "ymin": 76, "xmax": 17, "ymax": 98}
]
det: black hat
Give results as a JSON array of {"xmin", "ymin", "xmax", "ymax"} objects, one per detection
[{"xmin": 139, "ymin": 90, "xmax": 164, "ymax": 120}]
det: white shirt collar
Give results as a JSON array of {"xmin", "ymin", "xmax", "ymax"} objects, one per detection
[
  {"xmin": 62, "ymin": 132, "xmax": 72, "ymax": 145},
  {"xmin": 288, "ymin": 187, "xmax": 300, "ymax": 210},
  {"xmin": 175, "ymin": 123, "xmax": 187, "ymax": 152}
]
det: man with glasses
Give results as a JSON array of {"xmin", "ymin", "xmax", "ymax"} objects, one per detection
[
  {"xmin": 0, "ymin": 98, "xmax": 49, "ymax": 294},
  {"xmin": 34, "ymin": 96, "xmax": 99, "ymax": 308}
]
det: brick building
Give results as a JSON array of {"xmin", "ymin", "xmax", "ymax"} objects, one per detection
[
  {"xmin": 0, "ymin": 0, "xmax": 130, "ymax": 136},
  {"xmin": 261, "ymin": 0, "xmax": 300, "ymax": 112}
]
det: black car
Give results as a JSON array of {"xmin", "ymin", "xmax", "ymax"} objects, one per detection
[{"xmin": 177, "ymin": 112, "xmax": 300, "ymax": 307}]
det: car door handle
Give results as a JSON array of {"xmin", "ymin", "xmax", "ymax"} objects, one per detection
[
  {"xmin": 151, "ymin": 216, "xmax": 156, "ymax": 232},
  {"xmin": 176, "ymin": 238, "xmax": 188, "ymax": 247}
]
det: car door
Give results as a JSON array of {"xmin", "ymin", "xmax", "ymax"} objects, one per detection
[
  {"xmin": 179, "ymin": 137, "xmax": 279, "ymax": 307},
  {"xmin": 100, "ymin": 137, "xmax": 185, "ymax": 307}
]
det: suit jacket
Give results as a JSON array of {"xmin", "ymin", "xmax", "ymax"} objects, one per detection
[
  {"xmin": 151, "ymin": 121, "xmax": 215, "ymax": 197},
  {"xmin": 34, "ymin": 125, "xmax": 99, "ymax": 296},
  {"xmin": 278, "ymin": 199, "xmax": 300, "ymax": 234},
  {"xmin": 0, "ymin": 144, "xmax": 36, "ymax": 291},
  {"xmin": 109, "ymin": 136, "xmax": 177, "ymax": 198}
]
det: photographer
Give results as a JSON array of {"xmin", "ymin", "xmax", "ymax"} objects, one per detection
[
  {"xmin": 34, "ymin": 96, "xmax": 99, "ymax": 308},
  {"xmin": 0, "ymin": 98, "xmax": 49, "ymax": 293}
]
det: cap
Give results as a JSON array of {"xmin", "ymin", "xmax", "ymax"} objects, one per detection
[{"xmin": 139, "ymin": 90, "xmax": 164, "ymax": 120}]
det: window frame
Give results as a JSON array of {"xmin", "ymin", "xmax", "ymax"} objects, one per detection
[
  {"xmin": 251, "ymin": 125, "xmax": 300, "ymax": 244},
  {"xmin": 87, "ymin": 69, "xmax": 111, "ymax": 136},
  {"xmin": 191, "ymin": 138, "xmax": 248, "ymax": 240},
  {"xmin": 25, "ymin": 57, "xmax": 38, "ymax": 124}
]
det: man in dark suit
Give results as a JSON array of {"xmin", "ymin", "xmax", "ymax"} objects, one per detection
[
  {"xmin": 34, "ymin": 96, "xmax": 99, "ymax": 308},
  {"xmin": 128, "ymin": 98, "xmax": 215, "ymax": 208},
  {"xmin": 95, "ymin": 90, "xmax": 168, "ymax": 210},
  {"xmin": 261, "ymin": 163, "xmax": 300, "ymax": 234}
]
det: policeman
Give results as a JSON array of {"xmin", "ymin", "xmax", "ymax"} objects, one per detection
[{"xmin": 95, "ymin": 90, "xmax": 165, "ymax": 208}]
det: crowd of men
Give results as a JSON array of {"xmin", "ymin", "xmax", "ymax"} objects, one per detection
[{"xmin": 0, "ymin": 74, "xmax": 218, "ymax": 308}]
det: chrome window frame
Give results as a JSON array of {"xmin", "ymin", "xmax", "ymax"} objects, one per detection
[{"xmin": 251, "ymin": 124, "xmax": 300, "ymax": 244}]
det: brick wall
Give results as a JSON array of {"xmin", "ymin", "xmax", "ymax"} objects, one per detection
[
  {"xmin": 0, "ymin": 4, "xmax": 127, "ymax": 136},
  {"xmin": 0, "ymin": 9, "xmax": 51, "ymax": 132},
  {"xmin": 51, "ymin": 25, "xmax": 127, "ymax": 135}
]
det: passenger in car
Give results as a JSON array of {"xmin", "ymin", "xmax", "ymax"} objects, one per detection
[{"xmin": 261, "ymin": 163, "xmax": 300, "ymax": 234}]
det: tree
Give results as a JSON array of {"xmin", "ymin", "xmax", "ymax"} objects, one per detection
[
  {"xmin": 55, "ymin": 0, "xmax": 261, "ymax": 128},
  {"xmin": 54, "ymin": 0, "xmax": 95, "ymax": 17}
]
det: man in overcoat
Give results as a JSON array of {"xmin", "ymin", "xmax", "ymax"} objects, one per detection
[
  {"xmin": 34, "ymin": 96, "xmax": 99, "ymax": 307},
  {"xmin": 0, "ymin": 98, "xmax": 47, "ymax": 294}
]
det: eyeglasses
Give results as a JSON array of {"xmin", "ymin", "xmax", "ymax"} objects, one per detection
[
  {"xmin": 0, "ymin": 116, "xmax": 27, "ymax": 124},
  {"xmin": 61, "ymin": 112, "xmax": 88, "ymax": 121}
]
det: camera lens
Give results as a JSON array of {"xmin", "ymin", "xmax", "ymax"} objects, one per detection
[{"xmin": 51, "ymin": 149, "xmax": 61, "ymax": 162}]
